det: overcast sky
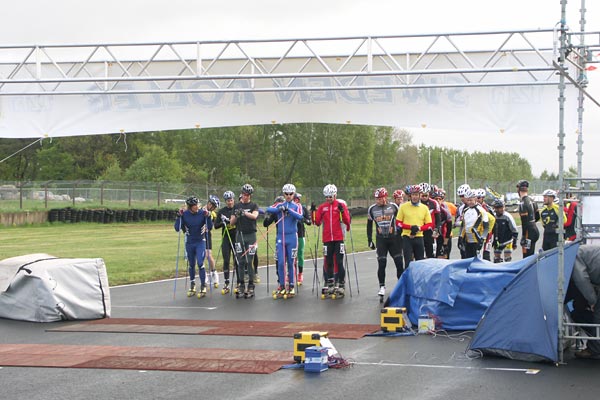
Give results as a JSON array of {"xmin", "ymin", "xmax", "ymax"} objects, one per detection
[{"xmin": 1, "ymin": 0, "xmax": 599, "ymax": 176}]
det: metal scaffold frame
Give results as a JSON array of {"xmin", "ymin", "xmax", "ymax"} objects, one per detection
[
  {"xmin": 0, "ymin": 1, "xmax": 599, "ymax": 365},
  {"xmin": 0, "ymin": 29, "xmax": 574, "ymax": 96}
]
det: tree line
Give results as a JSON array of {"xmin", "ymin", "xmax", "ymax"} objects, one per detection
[{"xmin": 0, "ymin": 124, "xmax": 536, "ymax": 188}]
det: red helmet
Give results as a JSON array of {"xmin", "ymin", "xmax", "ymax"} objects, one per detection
[
  {"xmin": 374, "ymin": 187, "xmax": 388, "ymax": 198},
  {"xmin": 408, "ymin": 184, "xmax": 422, "ymax": 194},
  {"xmin": 393, "ymin": 189, "xmax": 404, "ymax": 199}
]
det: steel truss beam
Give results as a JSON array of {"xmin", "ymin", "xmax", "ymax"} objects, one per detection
[{"xmin": 0, "ymin": 29, "xmax": 584, "ymax": 96}]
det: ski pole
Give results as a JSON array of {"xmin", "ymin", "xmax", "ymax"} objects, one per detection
[
  {"xmin": 348, "ymin": 225, "xmax": 360, "ymax": 294},
  {"xmin": 173, "ymin": 216, "xmax": 183, "ymax": 299},
  {"xmin": 224, "ymin": 225, "xmax": 239, "ymax": 296}
]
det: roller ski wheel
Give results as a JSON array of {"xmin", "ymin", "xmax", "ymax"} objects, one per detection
[
  {"xmin": 254, "ymin": 275, "xmax": 261, "ymax": 284},
  {"xmin": 196, "ymin": 286, "xmax": 207, "ymax": 299},
  {"xmin": 283, "ymin": 287, "xmax": 295, "ymax": 300},
  {"xmin": 321, "ymin": 286, "xmax": 335, "ymax": 300},
  {"xmin": 234, "ymin": 285, "xmax": 245, "ymax": 299},
  {"xmin": 187, "ymin": 283, "xmax": 197, "ymax": 297},
  {"xmin": 297, "ymin": 273, "xmax": 303, "ymax": 286},
  {"xmin": 273, "ymin": 287, "xmax": 286, "ymax": 300},
  {"xmin": 244, "ymin": 288, "xmax": 255, "ymax": 299},
  {"xmin": 221, "ymin": 284, "xmax": 230, "ymax": 295},
  {"xmin": 378, "ymin": 286, "xmax": 385, "ymax": 304}
]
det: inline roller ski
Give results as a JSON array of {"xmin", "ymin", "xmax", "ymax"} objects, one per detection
[
  {"xmin": 187, "ymin": 282, "xmax": 197, "ymax": 297},
  {"xmin": 297, "ymin": 273, "xmax": 304, "ymax": 286},
  {"xmin": 234, "ymin": 283, "xmax": 245, "ymax": 299},
  {"xmin": 221, "ymin": 281, "xmax": 230, "ymax": 295},
  {"xmin": 321, "ymin": 284, "xmax": 344, "ymax": 300},
  {"xmin": 378, "ymin": 286, "xmax": 386, "ymax": 304},
  {"xmin": 283, "ymin": 286, "xmax": 295, "ymax": 300},
  {"xmin": 208, "ymin": 270, "xmax": 219, "ymax": 288},
  {"xmin": 196, "ymin": 284, "xmax": 207, "ymax": 298},
  {"xmin": 272, "ymin": 285, "xmax": 286, "ymax": 300},
  {"xmin": 244, "ymin": 284, "xmax": 255, "ymax": 299}
]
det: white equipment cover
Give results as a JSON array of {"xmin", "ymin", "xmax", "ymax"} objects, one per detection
[{"xmin": 0, "ymin": 254, "xmax": 111, "ymax": 322}]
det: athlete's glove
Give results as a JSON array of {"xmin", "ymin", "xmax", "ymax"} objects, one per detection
[
  {"xmin": 410, "ymin": 225, "xmax": 419, "ymax": 235},
  {"xmin": 520, "ymin": 238, "xmax": 527, "ymax": 247},
  {"xmin": 493, "ymin": 240, "xmax": 500, "ymax": 249},
  {"xmin": 338, "ymin": 204, "xmax": 344, "ymax": 213},
  {"xmin": 234, "ymin": 208, "xmax": 244, "ymax": 218},
  {"xmin": 512, "ymin": 238, "xmax": 518, "ymax": 248},
  {"xmin": 476, "ymin": 239, "xmax": 484, "ymax": 251},
  {"xmin": 310, "ymin": 202, "xmax": 316, "ymax": 212},
  {"xmin": 457, "ymin": 237, "xmax": 465, "ymax": 252},
  {"xmin": 220, "ymin": 214, "xmax": 230, "ymax": 224},
  {"xmin": 177, "ymin": 208, "xmax": 184, "ymax": 216},
  {"xmin": 368, "ymin": 240, "xmax": 375, "ymax": 250}
]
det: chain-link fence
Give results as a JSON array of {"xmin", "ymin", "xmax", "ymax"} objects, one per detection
[{"xmin": 0, "ymin": 179, "xmax": 561, "ymax": 211}]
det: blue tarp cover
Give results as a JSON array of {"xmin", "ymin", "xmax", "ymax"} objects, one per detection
[
  {"xmin": 386, "ymin": 256, "xmax": 532, "ymax": 330},
  {"xmin": 467, "ymin": 242, "xmax": 579, "ymax": 362}
]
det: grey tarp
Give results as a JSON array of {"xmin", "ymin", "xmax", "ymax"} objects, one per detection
[{"xmin": 0, "ymin": 254, "xmax": 111, "ymax": 322}]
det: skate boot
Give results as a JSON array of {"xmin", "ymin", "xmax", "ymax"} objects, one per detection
[
  {"xmin": 321, "ymin": 279, "xmax": 335, "ymax": 300},
  {"xmin": 272, "ymin": 285, "xmax": 286, "ymax": 300},
  {"xmin": 221, "ymin": 280, "xmax": 230, "ymax": 295},
  {"xmin": 283, "ymin": 285, "xmax": 295, "ymax": 300},
  {"xmin": 211, "ymin": 271, "xmax": 220, "ymax": 288},
  {"xmin": 197, "ymin": 284, "xmax": 207, "ymax": 298},
  {"xmin": 235, "ymin": 283, "xmax": 245, "ymax": 298},
  {"xmin": 297, "ymin": 272, "xmax": 304, "ymax": 286},
  {"xmin": 333, "ymin": 284, "xmax": 345, "ymax": 300},
  {"xmin": 245, "ymin": 284, "xmax": 255, "ymax": 299},
  {"xmin": 187, "ymin": 281, "xmax": 197, "ymax": 297},
  {"xmin": 378, "ymin": 286, "xmax": 386, "ymax": 303}
]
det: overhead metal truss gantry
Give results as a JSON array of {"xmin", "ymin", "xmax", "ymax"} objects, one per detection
[{"xmin": 0, "ymin": 28, "xmax": 597, "ymax": 96}]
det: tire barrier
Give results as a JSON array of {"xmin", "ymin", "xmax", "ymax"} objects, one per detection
[{"xmin": 47, "ymin": 207, "xmax": 179, "ymax": 224}]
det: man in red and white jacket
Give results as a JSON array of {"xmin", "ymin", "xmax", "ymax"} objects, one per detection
[{"xmin": 314, "ymin": 184, "xmax": 351, "ymax": 292}]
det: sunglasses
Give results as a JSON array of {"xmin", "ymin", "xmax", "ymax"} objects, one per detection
[
  {"xmin": 325, "ymin": 196, "xmax": 334, "ymax": 199},
  {"xmin": 284, "ymin": 192, "xmax": 294, "ymax": 196}
]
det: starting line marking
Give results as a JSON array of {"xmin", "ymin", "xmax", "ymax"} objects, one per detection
[
  {"xmin": 112, "ymin": 305, "xmax": 217, "ymax": 310},
  {"xmin": 354, "ymin": 361, "xmax": 540, "ymax": 374}
]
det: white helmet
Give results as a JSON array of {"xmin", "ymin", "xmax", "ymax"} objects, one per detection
[
  {"xmin": 282, "ymin": 183, "xmax": 296, "ymax": 194},
  {"xmin": 323, "ymin": 184, "xmax": 337, "ymax": 197},
  {"xmin": 475, "ymin": 188, "xmax": 486, "ymax": 198},
  {"xmin": 419, "ymin": 182, "xmax": 431, "ymax": 194},
  {"xmin": 464, "ymin": 189, "xmax": 477, "ymax": 199},
  {"xmin": 543, "ymin": 189, "xmax": 557, "ymax": 197},
  {"xmin": 457, "ymin": 184, "xmax": 471, "ymax": 196}
]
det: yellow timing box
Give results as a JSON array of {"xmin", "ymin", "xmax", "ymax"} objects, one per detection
[
  {"xmin": 293, "ymin": 331, "xmax": 328, "ymax": 362},
  {"xmin": 380, "ymin": 307, "xmax": 407, "ymax": 332}
]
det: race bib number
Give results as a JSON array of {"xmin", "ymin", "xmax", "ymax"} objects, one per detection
[
  {"xmin": 292, "ymin": 248, "xmax": 298, "ymax": 259},
  {"xmin": 235, "ymin": 243, "xmax": 242, "ymax": 253},
  {"xmin": 323, "ymin": 245, "xmax": 328, "ymax": 256},
  {"xmin": 340, "ymin": 243, "xmax": 345, "ymax": 255}
]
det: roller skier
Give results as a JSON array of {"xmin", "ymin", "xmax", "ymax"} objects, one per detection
[
  {"xmin": 174, "ymin": 196, "xmax": 213, "ymax": 298},
  {"xmin": 214, "ymin": 190, "xmax": 237, "ymax": 294}
]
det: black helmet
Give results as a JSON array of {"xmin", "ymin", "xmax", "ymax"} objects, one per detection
[
  {"xmin": 186, "ymin": 196, "xmax": 199, "ymax": 207},
  {"xmin": 492, "ymin": 198, "xmax": 505, "ymax": 208},
  {"xmin": 516, "ymin": 180, "xmax": 529, "ymax": 189},
  {"xmin": 274, "ymin": 195, "xmax": 284, "ymax": 204},
  {"xmin": 241, "ymin": 184, "xmax": 254, "ymax": 195}
]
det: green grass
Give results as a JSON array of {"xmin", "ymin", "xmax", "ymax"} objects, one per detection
[{"xmin": 1, "ymin": 218, "xmax": 370, "ymax": 286}]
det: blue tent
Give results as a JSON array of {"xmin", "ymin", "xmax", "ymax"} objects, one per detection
[
  {"xmin": 467, "ymin": 242, "xmax": 580, "ymax": 363},
  {"xmin": 386, "ymin": 256, "xmax": 529, "ymax": 330}
]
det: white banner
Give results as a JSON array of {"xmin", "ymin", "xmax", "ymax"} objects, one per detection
[{"xmin": 0, "ymin": 83, "xmax": 578, "ymax": 139}]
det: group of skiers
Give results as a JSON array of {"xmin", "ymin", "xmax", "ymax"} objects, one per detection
[
  {"xmin": 174, "ymin": 180, "xmax": 579, "ymax": 300},
  {"xmin": 366, "ymin": 180, "xmax": 579, "ymax": 297},
  {"xmin": 174, "ymin": 183, "xmax": 351, "ymax": 299}
]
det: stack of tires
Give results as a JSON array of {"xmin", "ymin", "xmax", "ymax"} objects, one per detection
[{"xmin": 47, "ymin": 207, "xmax": 176, "ymax": 224}]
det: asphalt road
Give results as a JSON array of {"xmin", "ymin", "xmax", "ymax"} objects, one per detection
[{"xmin": 1, "ymin": 243, "xmax": 599, "ymax": 400}]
